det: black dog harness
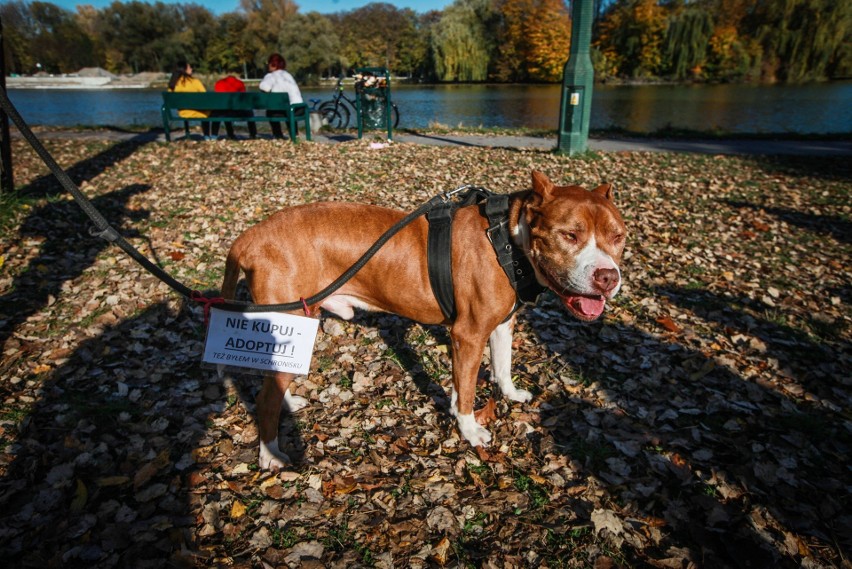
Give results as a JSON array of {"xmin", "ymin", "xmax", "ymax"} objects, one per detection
[{"xmin": 427, "ymin": 188, "xmax": 545, "ymax": 321}]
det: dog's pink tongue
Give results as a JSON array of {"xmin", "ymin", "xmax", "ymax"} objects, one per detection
[{"xmin": 566, "ymin": 294, "xmax": 606, "ymax": 318}]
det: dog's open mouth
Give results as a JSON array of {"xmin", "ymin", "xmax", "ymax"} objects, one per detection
[
  {"xmin": 559, "ymin": 292, "xmax": 606, "ymax": 321},
  {"xmin": 540, "ymin": 267, "xmax": 607, "ymax": 321}
]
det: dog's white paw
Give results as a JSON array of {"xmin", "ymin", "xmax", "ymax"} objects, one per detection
[
  {"xmin": 284, "ymin": 391, "xmax": 309, "ymax": 413},
  {"xmin": 456, "ymin": 413, "xmax": 492, "ymax": 447},
  {"xmin": 259, "ymin": 437, "xmax": 291, "ymax": 471},
  {"xmin": 503, "ymin": 386, "xmax": 533, "ymax": 403}
]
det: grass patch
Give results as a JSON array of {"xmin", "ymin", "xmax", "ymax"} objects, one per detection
[
  {"xmin": 271, "ymin": 526, "xmax": 300, "ymax": 549},
  {"xmin": 514, "ymin": 472, "xmax": 550, "ymax": 511},
  {"xmin": 0, "ymin": 192, "xmax": 37, "ymax": 235},
  {"xmin": 323, "ymin": 521, "xmax": 375, "ymax": 566},
  {"xmin": 543, "ymin": 526, "xmax": 629, "ymax": 567},
  {"xmin": 65, "ymin": 392, "xmax": 141, "ymax": 429},
  {"xmin": 569, "ymin": 439, "xmax": 616, "ymax": 471},
  {"xmin": 0, "ymin": 403, "xmax": 31, "ymax": 423}
]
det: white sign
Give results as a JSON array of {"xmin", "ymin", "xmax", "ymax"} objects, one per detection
[
  {"xmin": 570, "ymin": 92, "xmax": 580, "ymax": 105},
  {"xmin": 203, "ymin": 308, "xmax": 320, "ymax": 375}
]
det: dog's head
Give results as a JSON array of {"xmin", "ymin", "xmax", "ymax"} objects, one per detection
[{"xmin": 517, "ymin": 171, "xmax": 626, "ymax": 321}]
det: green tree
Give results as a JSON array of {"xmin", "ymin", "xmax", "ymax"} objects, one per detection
[
  {"xmin": 93, "ymin": 1, "xmax": 216, "ymax": 73},
  {"xmin": 431, "ymin": 0, "xmax": 491, "ymax": 81},
  {"xmin": 409, "ymin": 10, "xmax": 442, "ymax": 81},
  {"xmin": 74, "ymin": 5, "xmax": 106, "ymax": 70},
  {"xmin": 750, "ymin": 0, "xmax": 851, "ymax": 82},
  {"xmin": 706, "ymin": 22, "xmax": 756, "ymax": 80},
  {"xmin": 663, "ymin": 4, "xmax": 714, "ymax": 79},
  {"xmin": 7, "ymin": 1, "xmax": 96, "ymax": 74},
  {"xmin": 394, "ymin": 10, "xmax": 431, "ymax": 78},
  {"xmin": 278, "ymin": 12, "xmax": 341, "ymax": 81},
  {"xmin": 178, "ymin": 4, "xmax": 217, "ymax": 70},
  {"xmin": 594, "ymin": 0, "xmax": 668, "ymax": 78},
  {"xmin": 333, "ymin": 3, "xmax": 420, "ymax": 72},
  {"xmin": 1, "ymin": 1, "xmax": 37, "ymax": 74},
  {"xmin": 205, "ymin": 12, "xmax": 252, "ymax": 75},
  {"xmin": 240, "ymin": 0, "xmax": 299, "ymax": 70},
  {"xmin": 95, "ymin": 1, "xmax": 180, "ymax": 72}
]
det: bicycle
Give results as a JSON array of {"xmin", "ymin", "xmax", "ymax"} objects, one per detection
[{"xmin": 317, "ymin": 75, "xmax": 399, "ymax": 130}]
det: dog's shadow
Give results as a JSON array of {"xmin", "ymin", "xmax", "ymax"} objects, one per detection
[
  {"xmin": 224, "ymin": 280, "xmax": 459, "ymax": 465},
  {"xmin": 231, "ymin": 280, "xmax": 500, "ymax": 465},
  {"xmin": 223, "ymin": 282, "xmax": 307, "ymax": 465},
  {"xmin": 371, "ymin": 312, "xmax": 453, "ymax": 407}
]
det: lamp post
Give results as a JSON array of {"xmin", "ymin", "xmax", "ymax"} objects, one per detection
[{"xmin": 557, "ymin": 0, "xmax": 595, "ymax": 155}]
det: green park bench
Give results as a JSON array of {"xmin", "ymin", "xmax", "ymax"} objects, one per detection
[{"xmin": 160, "ymin": 91, "xmax": 311, "ymax": 142}]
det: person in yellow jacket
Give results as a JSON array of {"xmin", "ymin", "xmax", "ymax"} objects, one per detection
[{"xmin": 168, "ymin": 61, "xmax": 212, "ymax": 139}]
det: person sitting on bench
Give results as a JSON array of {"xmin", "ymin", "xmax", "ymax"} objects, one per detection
[
  {"xmin": 168, "ymin": 61, "xmax": 212, "ymax": 140},
  {"xmin": 211, "ymin": 75, "xmax": 257, "ymax": 140},
  {"xmin": 259, "ymin": 53, "xmax": 303, "ymax": 140}
]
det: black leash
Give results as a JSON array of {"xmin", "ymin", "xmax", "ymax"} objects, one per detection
[
  {"xmin": 0, "ymin": 86, "xmax": 197, "ymax": 300},
  {"xmin": 0, "ymin": 86, "xmax": 487, "ymax": 316}
]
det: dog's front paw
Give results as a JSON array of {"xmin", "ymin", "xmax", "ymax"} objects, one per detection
[
  {"xmin": 284, "ymin": 391, "xmax": 309, "ymax": 413},
  {"xmin": 503, "ymin": 386, "xmax": 533, "ymax": 403},
  {"xmin": 259, "ymin": 438, "xmax": 291, "ymax": 471},
  {"xmin": 456, "ymin": 413, "xmax": 492, "ymax": 447}
]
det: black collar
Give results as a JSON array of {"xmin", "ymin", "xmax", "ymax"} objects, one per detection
[{"xmin": 480, "ymin": 194, "xmax": 545, "ymax": 305}]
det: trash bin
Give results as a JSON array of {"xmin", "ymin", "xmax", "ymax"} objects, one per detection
[{"xmin": 354, "ymin": 67, "xmax": 392, "ymax": 141}]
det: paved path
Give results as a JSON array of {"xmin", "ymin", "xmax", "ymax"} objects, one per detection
[
  {"xmin": 13, "ymin": 127, "xmax": 852, "ymax": 156},
  {"xmin": 384, "ymin": 132, "xmax": 852, "ymax": 156}
]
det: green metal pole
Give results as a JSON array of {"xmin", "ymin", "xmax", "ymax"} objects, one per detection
[
  {"xmin": 557, "ymin": 0, "xmax": 595, "ymax": 155},
  {"xmin": 0, "ymin": 16, "xmax": 14, "ymax": 194}
]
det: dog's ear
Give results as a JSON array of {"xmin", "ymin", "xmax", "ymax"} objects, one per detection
[
  {"xmin": 531, "ymin": 170, "xmax": 555, "ymax": 198},
  {"xmin": 592, "ymin": 183, "xmax": 614, "ymax": 201}
]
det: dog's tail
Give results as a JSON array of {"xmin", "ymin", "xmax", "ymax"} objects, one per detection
[{"xmin": 221, "ymin": 244, "xmax": 243, "ymax": 301}]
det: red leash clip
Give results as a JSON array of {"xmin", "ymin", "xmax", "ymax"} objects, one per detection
[{"xmin": 190, "ymin": 291, "xmax": 226, "ymax": 326}]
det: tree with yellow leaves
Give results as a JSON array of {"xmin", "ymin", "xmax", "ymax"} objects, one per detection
[
  {"xmin": 493, "ymin": 0, "xmax": 571, "ymax": 82},
  {"xmin": 525, "ymin": 0, "xmax": 572, "ymax": 81},
  {"xmin": 595, "ymin": 0, "xmax": 667, "ymax": 79}
]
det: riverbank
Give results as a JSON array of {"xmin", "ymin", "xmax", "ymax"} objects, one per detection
[
  {"xmin": 5, "ymin": 72, "xmax": 165, "ymax": 90},
  {"xmin": 8, "ymin": 125, "xmax": 852, "ymax": 157}
]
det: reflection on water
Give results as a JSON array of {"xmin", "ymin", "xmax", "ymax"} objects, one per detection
[
  {"xmin": 592, "ymin": 83, "xmax": 852, "ymax": 134},
  {"xmin": 6, "ymin": 82, "xmax": 851, "ymax": 134}
]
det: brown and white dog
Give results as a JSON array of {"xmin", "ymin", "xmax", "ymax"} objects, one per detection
[{"xmin": 221, "ymin": 171, "xmax": 626, "ymax": 470}]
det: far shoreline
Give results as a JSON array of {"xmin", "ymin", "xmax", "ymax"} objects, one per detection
[{"xmin": 8, "ymin": 74, "xmax": 850, "ymax": 91}]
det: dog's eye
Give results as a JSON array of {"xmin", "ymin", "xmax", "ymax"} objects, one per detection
[
  {"xmin": 613, "ymin": 233, "xmax": 625, "ymax": 245},
  {"xmin": 560, "ymin": 231, "xmax": 577, "ymax": 242}
]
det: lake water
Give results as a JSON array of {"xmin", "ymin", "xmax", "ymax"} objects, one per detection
[{"xmin": 5, "ymin": 82, "xmax": 851, "ymax": 134}]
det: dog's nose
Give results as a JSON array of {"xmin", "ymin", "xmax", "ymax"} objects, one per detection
[{"xmin": 593, "ymin": 268, "xmax": 619, "ymax": 293}]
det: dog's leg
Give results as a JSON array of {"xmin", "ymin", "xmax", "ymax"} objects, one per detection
[
  {"xmin": 448, "ymin": 328, "xmax": 492, "ymax": 446},
  {"xmin": 489, "ymin": 316, "xmax": 532, "ymax": 403},
  {"xmin": 284, "ymin": 390, "xmax": 309, "ymax": 412},
  {"xmin": 257, "ymin": 372, "xmax": 298, "ymax": 470}
]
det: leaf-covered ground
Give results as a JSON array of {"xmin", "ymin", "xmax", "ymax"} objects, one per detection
[{"xmin": 0, "ymin": 133, "xmax": 849, "ymax": 568}]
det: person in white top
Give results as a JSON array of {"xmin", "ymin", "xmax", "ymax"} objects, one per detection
[{"xmin": 259, "ymin": 53, "xmax": 303, "ymax": 139}]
